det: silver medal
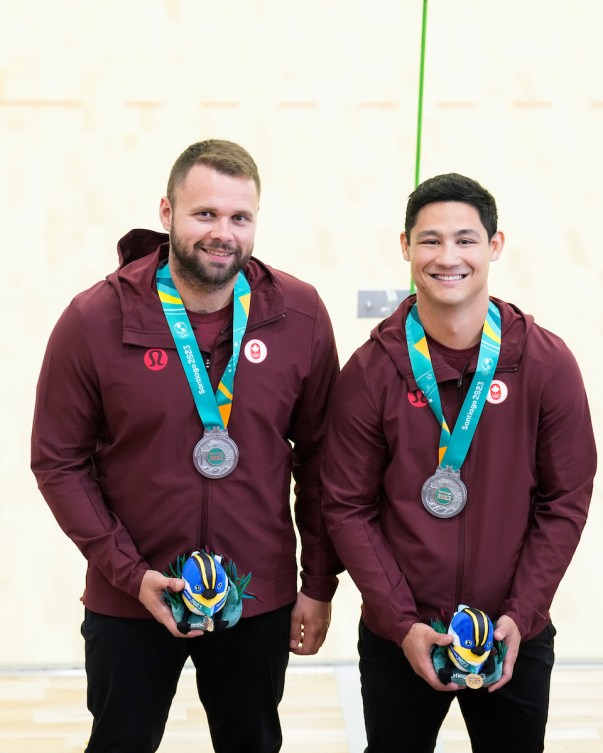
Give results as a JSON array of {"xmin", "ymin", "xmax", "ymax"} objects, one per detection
[
  {"xmin": 421, "ymin": 466, "xmax": 467, "ymax": 518},
  {"xmin": 193, "ymin": 428, "xmax": 239, "ymax": 478}
]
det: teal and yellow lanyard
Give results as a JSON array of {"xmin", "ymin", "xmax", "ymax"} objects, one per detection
[
  {"xmin": 406, "ymin": 300, "xmax": 501, "ymax": 471},
  {"xmin": 156, "ymin": 260, "xmax": 251, "ymax": 430}
]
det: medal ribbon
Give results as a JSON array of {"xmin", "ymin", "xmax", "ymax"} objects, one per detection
[
  {"xmin": 156, "ymin": 260, "xmax": 251, "ymax": 430},
  {"xmin": 406, "ymin": 300, "xmax": 501, "ymax": 471}
]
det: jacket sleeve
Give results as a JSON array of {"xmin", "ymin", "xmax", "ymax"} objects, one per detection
[
  {"xmin": 289, "ymin": 294, "xmax": 342, "ymax": 602},
  {"xmin": 500, "ymin": 344, "xmax": 597, "ymax": 638},
  {"xmin": 31, "ymin": 300, "xmax": 149, "ymax": 600},
  {"xmin": 320, "ymin": 351, "xmax": 419, "ymax": 645}
]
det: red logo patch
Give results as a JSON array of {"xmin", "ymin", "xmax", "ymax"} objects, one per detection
[
  {"xmin": 487, "ymin": 380, "xmax": 508, "ymax": 404},
  {"xmin": 144, "ymin": 349, "xmax": 168, "ymax": 371},
  {"xmin": 244, "ymin": 339, "xmax": 268, "ymax": 363},
  {"xmin": 408, "ymin": 389, "xmax": 428, "ymax": 408}
]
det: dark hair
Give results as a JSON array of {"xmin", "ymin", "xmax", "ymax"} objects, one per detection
[
  {"xmin": 166, "ymin": 139, "xmax": 261, "ymax": 205},
  {"xmin": 405, "ymin": 173, "xmax": 498, "ymax": 241}
]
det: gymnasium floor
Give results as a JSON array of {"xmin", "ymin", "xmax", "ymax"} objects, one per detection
[{"xmin": 1, "ymin": 662, "xmax": 602, "ymax": 752}]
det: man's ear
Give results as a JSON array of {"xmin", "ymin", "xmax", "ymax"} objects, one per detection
[
  {"xmin": 490, "ymin": 230, "xmax": 504, "ymax": 261},
  {"xmin": 159, "ymin": 197, "xmax": 172, "ymax": 232},
  {"xmin": 400, "ymin": 232, "xmax": 410, "ymax": 261}
]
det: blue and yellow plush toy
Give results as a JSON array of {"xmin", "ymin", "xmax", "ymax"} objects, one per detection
[
  {"xmin": 432, "ymin": 605, "xmax": 506, "ymax": 689},
  {"xmin": 182, "ymin": 550, "xmax": 230, "ymax": 618},
  {"xmin": 163, "ymin": 549, "xmax": 255, "ymax": 634}
]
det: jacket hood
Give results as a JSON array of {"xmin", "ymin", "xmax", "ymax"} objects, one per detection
[
  {"xmin": 369, "ymin": 295, "xmax": 534, "ymax": 388},
  {"xmin": 117, "ymin": 228, "xmax": 167, "ymax": 266}
]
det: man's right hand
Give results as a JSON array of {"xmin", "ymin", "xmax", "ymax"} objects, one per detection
[
  {"xmin": 138, "ymin": 569, "xmax": 205, "ymax": 638},
  {"xmin": 401, "ymin": 622, "xmax": 460, "ymax": 691}
]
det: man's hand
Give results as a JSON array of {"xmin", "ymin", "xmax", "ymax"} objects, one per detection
[
  {"xmin": 289, "ymin": 592, "xmax": 332, "ymax": 655},
  {"xmin": 487, "ymin": 614, "xmax": 521, "ymax": 692},
  {"xmin": 138, "ymin": 569, "xmax": 205, "ymax": 639},
  {"xmin": 401, "ymin": 623, "xmax": 459, "ymax": 691}
]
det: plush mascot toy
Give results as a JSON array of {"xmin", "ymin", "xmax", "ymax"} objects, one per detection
[
  {"xmin": 431, "ymin": 605, "xmax": 506, "ymax": 689},
  {"xmin": 163, "ymin": 549, "xmax": 255, "ymax": 635},
  {"xmin": 182, "ymin": 550, "xmax": 230, "ymax": 617}
]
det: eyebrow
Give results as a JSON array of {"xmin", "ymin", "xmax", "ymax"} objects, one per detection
[
  {"xmin": 415, "ymin": 228, "xmax": 482, "ymax": 239},
  {"xmin": 190, "ymin": 205, "xmax": 255, "ymax": 218}
]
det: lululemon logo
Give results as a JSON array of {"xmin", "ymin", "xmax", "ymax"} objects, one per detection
[
  {"xmin": 244, "ymin": 339, "xmax": 268, "ymax": 363},
  {"xmin": 408, "ymin": 389, "xmax": 428, "ymax": 408},
  {"xmin": 486, "ymin": 380, "xmax": 508, "ymax": 404},
  {"xmin": 144, "ymin": 349, "xmax": 168, "ymax": 371}
]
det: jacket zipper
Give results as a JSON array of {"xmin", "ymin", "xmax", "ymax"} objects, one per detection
[
  {"xmin": 196, "ymin": 313, "xmax": 285, "ymax": 548},
  {"xmin": 456, "ymin": 362, "xmax": 471, "ymax": 393},
  {"xmin": 455, "ymin": 499, "xmax": 466, "ymax": 607},
  {"xmin": 454, "ymin": 370, "xmax": 468, "ymax": 603},
  {"xmin": 457, "ymin": 363, "xmax": 518, "ymax": 393},
  {"xmin": 199, "ymin": 350, "xmax": 212, "ymax": 548},
  {"xmin": 453, "ymin": 363, "xmax": 518, "ymax": 605}
]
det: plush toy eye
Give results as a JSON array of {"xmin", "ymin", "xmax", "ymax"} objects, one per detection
[
  {"xmin": 194, "ymin": 585, "xmax": 201, "ymax": 592},
  {"xmin": 464, "ymin": 639, "xmax": 473, "ymax": 647}
]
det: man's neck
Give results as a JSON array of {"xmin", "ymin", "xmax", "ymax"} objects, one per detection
[
  {"xmin": 415, "ymin": 297, "xmax": 490, "ymax": 350},
  {"xmin": 168, "ymin": 263, "xmax": 235, "ymax": 314}
]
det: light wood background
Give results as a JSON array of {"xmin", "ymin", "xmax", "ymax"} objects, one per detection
[
  {"xmin": 1, "ymin": 0, "xmax": 601, "ymax": 668},
  {"xmin": 1, "ymin": 664, "xmax": 602, "ymax": 752}
]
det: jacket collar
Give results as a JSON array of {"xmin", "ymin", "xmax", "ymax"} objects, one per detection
[
  {"xmin": 370, "ymin": 295, "xmax": 532, "ymax": 389},
  {"xmin": 108, "ymin": 229, "xmax": 286, "ymax": 347}
]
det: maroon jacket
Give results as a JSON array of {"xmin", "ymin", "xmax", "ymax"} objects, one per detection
[
  {"xmin": 31, "ymin": 229, "xmax": 341, "ymax": 619},
  {"xmin": 321, "ymin": 296, "xmax": 596, "ymax": 645}
]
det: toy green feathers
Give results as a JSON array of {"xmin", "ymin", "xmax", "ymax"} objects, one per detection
[
  {"xmin": 432, "ymin": 605, "xmax": 506, "ymax": 689},
  {"xmin": 163, "ymin": 550, "xmax": 255, "ymax": 634}
]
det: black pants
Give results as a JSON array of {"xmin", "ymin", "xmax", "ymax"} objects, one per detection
[
  {"xmin": 81, "ymin": 605, "xmax": 292, "ymax": 753},
  {"xmin": 359, "ymin": 619, "xmax": 556, "ymax": 753}
]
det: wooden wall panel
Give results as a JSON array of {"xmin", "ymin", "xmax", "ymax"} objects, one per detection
[{"xmin": 1, "ymin": 0, "xmax": 600, "ymax": 666}]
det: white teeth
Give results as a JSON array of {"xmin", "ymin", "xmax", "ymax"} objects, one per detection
[{"xmin": 434, "ymin": 274, "xmax": 464, "ymax": 281}]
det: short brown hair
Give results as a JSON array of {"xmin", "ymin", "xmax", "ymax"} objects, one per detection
[{"xmin": 166, "ymin": 140, "xmax": 261, "ymax": 204}]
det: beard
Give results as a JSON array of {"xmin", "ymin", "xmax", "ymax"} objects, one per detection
[{"xmin": 169, "ymin": 228, "xmax": 252, "ymax": 289}]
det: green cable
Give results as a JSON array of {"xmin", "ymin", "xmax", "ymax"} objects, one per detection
[{"xmin": 410, "ymin": 0, "xmax": 428, "ymax": 295}]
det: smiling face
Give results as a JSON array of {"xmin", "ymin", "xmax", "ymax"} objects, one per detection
[
  {"xmin": 401, "ymin": 201, "xmax": 504, "ymax": 316},
  {"xmin": 159, "ymin": 163, "xmax": 258, "ymax": 290}
]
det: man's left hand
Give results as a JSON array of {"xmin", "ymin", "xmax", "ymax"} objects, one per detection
[
  {"xmin": 488, "ymin": 614, "xmax": 521, "ymax": 692},
  {"xmin": 289, "ymin": 592, "xmax": 331, "ymax": 655}
]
